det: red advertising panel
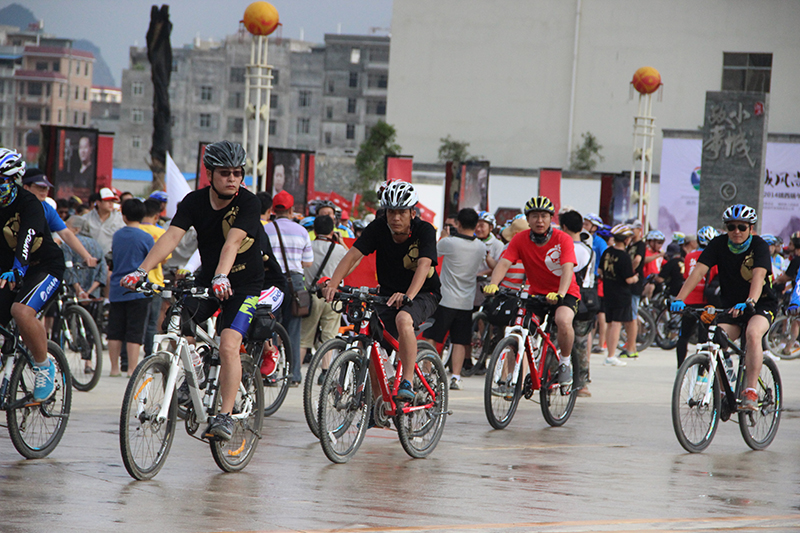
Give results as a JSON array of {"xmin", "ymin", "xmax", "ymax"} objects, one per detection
[
  {"xmin": 385, "ymin": 155, "xmax": 413, "ymax": 182},
  {"xmin": 196, "ymin": 142, "xmax": 211, "ymax": 189},
  {"xmin": 417, "ymin": 201, "xmax": 435, "ymax": 224},
  {"xmin": 96, "ymin": 133, "xmax": 114, "ymax": 190},
  {"xmin": 538, "ymin": 168, "xmax": 562, "ymax": 217}
]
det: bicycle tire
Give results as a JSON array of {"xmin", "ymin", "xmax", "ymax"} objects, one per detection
[
  {"xmin": 318, "ymin": 350, "xmax": 371, "ymax": 463},
  {"xmin": 462, "ymin": 313, "xmax": 491, "ymax": 377},
  {"xmin": 483, "ymin": 337, "xmax": 522, "ymax": 429},
  {"xmin": 671, "ymin": 352, "xmax": 720, "ymax": 453},
  {"xmin": 395, "ymin": 349, "xmax": 448, "ymax": 458},
  {"xmin": 119, "ymin": 352, "xmax": 177, "ymax": 480},
  {"xmin": 210, "ymin": 354, "xmax": 264, "ymax": 472},
  {"xmin": 7, "ymin": 341, "xmax": 72, "ymax": 459},
  {"xmin": 62, "ymin": 304, "xmax": 103, "ymax": 392},
  {"xmin": 738, "ymin": 355, "xmax": 782, "ymax": 450},
  {"xmin": 618, "ymin": 307, "xmax": 656, "ymax": 352},
  {"xmin": 655, "ymin": 308, "xmax": 680, "ymax": 351},
  {"xmin": 540, "ymin": 344, "xmax": 577, "ymax": 426},
  {"xmin": 768, "ymin": 316, "xmax": 800, "ymax": 359},
  {"xmin": 304, "ymin": 337, "xmax": 348, "ymax": 438},
  {"xmin": 262, "ymin": 322, "xmax": 292, "ymax": 416}
]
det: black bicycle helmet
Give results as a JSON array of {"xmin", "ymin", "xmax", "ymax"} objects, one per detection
[
  {"xmin": 523, "ymin": 196, "xmax": 555, "ymax": 216},
  {"xmin": 203, "ymin": 140, "xmax": 246, "ymax": 170}
]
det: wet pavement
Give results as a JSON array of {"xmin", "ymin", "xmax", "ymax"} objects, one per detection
[{"xmin": 1, "ymin": 347, "xmax": 799, "ymax": 532}]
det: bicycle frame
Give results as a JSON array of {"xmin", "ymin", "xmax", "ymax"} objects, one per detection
[
  {"xmin": 503, "ymin": 296, "xmax": 558, "ymax": 393},
  {"xmin": 693, "ymin": 321, "xmax": 745, "ymax": 413}
]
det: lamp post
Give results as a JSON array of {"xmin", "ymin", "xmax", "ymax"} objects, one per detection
[
  {"xmin": 241, "ymin": 2, "xmax": 280, "ymax": 192},
  {"xmin": 630, "ymin": 66, "xmax": 662, "ymax": 229}
]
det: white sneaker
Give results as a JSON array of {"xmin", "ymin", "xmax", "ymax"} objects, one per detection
[
  {"xmin": 604, "ymin": 356, "xmax": 627, "ymax": 367},
  {"xmin": 449, "ymin": 377, "xmax": 463, "ymax": 390}
]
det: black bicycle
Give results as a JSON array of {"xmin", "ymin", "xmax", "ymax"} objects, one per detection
[{"xmin": 0, "ymin": 323, "xmax": 72, "ymax": 458}]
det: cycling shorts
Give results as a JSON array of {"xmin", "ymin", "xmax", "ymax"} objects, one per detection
[
  {"xmin": 229, "ymin": 287, "xmax": 284, "ymax": 338},
  {"xmin": 0, "ymin": 268, "xmax": 61, "ymax": 325},
  {"xmin": 717, "ymin": 301, "xmax": 777, "ymax": 329}
]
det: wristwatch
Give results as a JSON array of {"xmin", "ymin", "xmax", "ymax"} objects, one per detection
[{"xmin": 745, "ymin": 297, "xmax": 756, "ymax": 306}]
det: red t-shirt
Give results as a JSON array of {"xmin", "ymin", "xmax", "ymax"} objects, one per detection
[
  {"xmin": 503, "ymin": 229, "xmax": 581, "ymax": 298},
  {"xmin": 643, "ymin": 248, "xmax": 662, "ymax": 277},
  {"xmin": 684, "ymin": 249, "xmax": 718, "ymax": 305}
]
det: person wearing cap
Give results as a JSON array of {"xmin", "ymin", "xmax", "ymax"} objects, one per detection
[
  {"xmin": 622, "ymin": 219, "xmax": 646, "ymax": 358},
  {"xmin": 84, "ymin": 187, "xmax": 125, "ymax": 257},
  {"xmin": 22, "ymin": 168, "xmax": 98, "ymax": 269},
  {"xmin": 599, "ymin": 225, "xmax": 639, "ymax": 366},
  {"xmin": 308, "ymin": 200, "xmax": 349, "ymax": 244},
  {"xmin": 148, "ymin": 190, "xmax": 168, "ymax": 225},
  {"xmin": 264, "ymin": 189, "xmax": 313, "ymax": 386}
]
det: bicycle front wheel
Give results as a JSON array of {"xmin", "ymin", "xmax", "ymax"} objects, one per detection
[
  {"xmin": 262, "ymin": 322, "xmax": 291, "ymax": 416},
  {"xmin": 318, "ymin": 350, "xmax": 370, "ymax": 463},
  {"xmin": 768, "ymin": 316, "xmax": 800, "ymax": 359},
  {"xmin": 540, "ymin": 344, "xmax": 577, "ymax": 427},
  {"xmin": 304, "ymin": 337, "xmax": 347, "ymax": 438},
  {"xmin": 211, "ymin": 354, "xmax": 264, "ymax": 472},
  {"xmin": 738, "ymin": 355, "xmax": 782, "ymax": 450},
  {"xmin": 484, "ymin": 337, "xmax": 522, "ymax": 429},
  {"xmin": 462, "ymin": 313, "xmax": 491, "ymax": 377},
  {"xmin": 7, "ymin": 341, "xmax": 72, "ymax": 459},
  {"xmin": 671, "ymin": 352, "xmax": 720, "ymax": 453},
  {"xmin": 396, "ymin": 349, "xmax": 448, "ymax": 459},
  {"xmin": 119, "ymin": 352, "xmax": 177, "ymax": 480},
  {"xmin": 62, "ymin": 304, "xmax": 103, "ymax": 391},
  {"xmin": 655, "ymin": 308, "xmax": 680, "ymax": 351}
]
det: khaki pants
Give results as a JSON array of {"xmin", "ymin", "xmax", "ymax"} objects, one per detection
[{"xmin": 300, "ymin": 294, "xmax": 342, "ymax": 350}]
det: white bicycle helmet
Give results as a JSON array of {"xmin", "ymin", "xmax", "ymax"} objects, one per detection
[
  {"xmin": 380, "ymin": 181, "xmax": 418, "ymax": 209},
  {"xmin": 697, "ymin": 226, "xmax": 719, "ymax": 247},
  {"xmin": 722, "ymin": 204, "xmax": 757, "ymax": 224},
  {"xmin": 478, "ymin": 211, "xmax": 496, "ymax": 228},
  {"xmin": 0, "ymin": 148, "xmax": 26, "ymax": 181},
  {"xmin": 645, "ymin": 230, "xmax": 665, "ymax": 241}
]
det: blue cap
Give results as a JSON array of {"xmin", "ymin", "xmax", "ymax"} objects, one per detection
[{"xmin": 149, "ymin": 190, "xmax": 168, "ymax": 202}]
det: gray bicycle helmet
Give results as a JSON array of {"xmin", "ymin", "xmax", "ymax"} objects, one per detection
[{"xmin": 203, "ymin": 140, "xmax": 246, "ymax": 170}]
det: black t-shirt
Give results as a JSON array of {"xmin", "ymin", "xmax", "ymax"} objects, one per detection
[
  {"xmin": 785, "ymin": 256, "xmax": 800, "ymax": 282},
  {"xmin": 0, "ymin": 188, "xmax": 64, "ymax": 275},
  {"xmin": 171, "ymin": 187, "xmax": 264, "ymax": 295},
  {"xmin": 659, "ymin": 257, "xmax": 684, "ymax": 297},
  {"xmin": 354, "ymin": 216, "xmax": 441, "ymax": 297},
  {"xmin": 698, "ymin": 234, "xmax": 775, "ymax": 307},
  {"xmin": 600, "ymin": 246, "xmax": 633, "ymax": 307},
  {"xmin": 626, "ymin": 239, "xmax": 646, "ymax": 296}
]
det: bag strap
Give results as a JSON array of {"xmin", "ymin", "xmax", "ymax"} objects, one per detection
[
  {"xmin": 272, "ymin": 220, "xmax": 296, "ymax": 294},
  {"xmin": 311, "ymin": 241, "xmax": 336, "ymax": 287}
]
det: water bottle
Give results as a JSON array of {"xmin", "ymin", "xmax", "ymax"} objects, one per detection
[
  {"xmin": 723, "ymin": 356, "xmax": 735, "ymax": 387},
  {"xmin": 377, "ymin": 345, "xmax": 392, "ymax": 377},
  {"xmin": 189, "ymin": 345, "xmax": 205, "ymax": 385}
]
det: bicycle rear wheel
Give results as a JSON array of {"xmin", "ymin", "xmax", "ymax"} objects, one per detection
[
  {"xmin": 462, "ymin": 313, "xmax": 491, "ymax": 377},
  {"xmin": 7, "ymin": 342, "xmax": 72, "ymax": 459},
  {"xmin": 119, "ymin": 352, "xmax": 177, "ymax": 479},
  {"xmin": 62, "ymin": 304, "xmax": 103, "ymax": 391},
  {"xmin": 738, "ymin": 355, "xmax": 781, "ymax": 450},
  {"xmin": 484, "ymin": 337, "xmax": 522, "ymax": 429},
  {"xmin": 396, "ymin": 349, "xmax": 448, "ymax": 458},
  {"xmin": 655, "ymin": 308, "xmax": 680, "ymax": 351},
  {"xmin": 318, "ymin": 350, "xmax": 370, "ymax": 463},
  {"xmin": 540, "ymin": 344, "xmax": 577, "ymax": 426},
  {"xmin": 211, "ymin": 354, "xmax": 264, "ymax": 472},
  {"xmin": 304, "ymin": 338, "xmax": 347, "ymax": 438},
  {"xmin": 262, "ymin": 322, "xmax": 291, "ymax": 416},
  {"xmin": 671, "ymin": 352, "xmax": 720, "ymax": 453},
  {"xmin": 768, "ymin": 316, "xmax": 800, "ymax": 359}
]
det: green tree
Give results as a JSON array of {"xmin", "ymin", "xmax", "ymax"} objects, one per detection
[
  {"xmin": 354, "ymin": 121, "xmax": 401, "ymax": 208},
  {"xmin": 437, "ymin": 135, "xmax": 472, "ymax": 164},
  {"xmin": 569, "ymin": 132, "xmax": 604, "ymax": 171}
]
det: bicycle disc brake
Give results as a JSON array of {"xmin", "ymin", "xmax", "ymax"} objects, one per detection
[
  {"xmin": 523, "ymin": 373, "xmax": 534, "ymax": 399},
  {"xmin": 184, "ymin": 406, "xmax": 199, "ymax": 435}
]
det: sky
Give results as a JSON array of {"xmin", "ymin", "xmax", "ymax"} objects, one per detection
[{"xmin": 5, "ymin": 0, "xmax": 393, "ymax": 87}]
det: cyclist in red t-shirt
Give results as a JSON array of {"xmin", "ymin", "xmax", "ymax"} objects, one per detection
[{"xmin": 484, "ymin": 196, "xmax": 580, "ymax": 387}]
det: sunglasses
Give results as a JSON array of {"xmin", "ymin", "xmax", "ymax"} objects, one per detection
[
  {"xmin": 726, "ymin": 223, "xmax": 749, "ymax": 232},
  {"xmin": 217, "ymin": 169, "xmax": 243, "ymax": 178}
]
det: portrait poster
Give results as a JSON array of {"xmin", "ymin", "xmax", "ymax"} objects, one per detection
[
  {"xmin": 267, "ymin": 148, "xmax": 313, "ymax": 214},
  {"xmin": 443, "ymin": 161, "xmax": 464, "ymax": 219},
  {"xmin": 460, "ymin": 161, "xmax": 489, "ymax": 212},
  {"xmin": 40, "ymin": 126, "xmax": 98, "ymax": 202}
]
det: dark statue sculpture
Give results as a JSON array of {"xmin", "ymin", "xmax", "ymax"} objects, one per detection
[{"xmin": 146, "ymin": 4, "xmax": 172, "ymax": 190}]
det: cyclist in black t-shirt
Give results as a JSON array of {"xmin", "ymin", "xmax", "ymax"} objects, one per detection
[
  {"xmin": 0, "ymin": 149, "xmax": 66, "ymax": 402},
  {"xmin": 322, "ymin": 181, "xmax": 441, "ymax": 403},
  {"xmin": 672, "ymin": 204, "xmax": 776, "ymax": 411},
  {"xmin": 122, "ymin": 141, "xmax": 264, "ymax": 440}
]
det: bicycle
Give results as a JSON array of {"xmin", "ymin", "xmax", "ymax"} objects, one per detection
[
  {"xmin": 0, "ymin": 323, "xmax": 71, "ymax": 458},
  {"xmin": 317, "ymin": 285, "xmax": 449, "ymax": 463},
  {"xmin": 766, "ymin": 307, "xmax": 800, "ymax": 360},
  {"xmin": 46, "ymin": 262, "xmax": 103, "ymax": 391},
  {"xmin": 119, "ymin": 278, "xmax": 264, "ymax": 480},
  {"xmin": 671, "ymin": 306, "xmax": 781, "ymax": 453},
  {"xmin": 618, "ymin": 305, "xmax": 657, "ymax": 352},
  {"xmin": 483, "ymin": 287, "xmax": 577, "ymax": 429},
  {"xmin": 251, "ymin": 308, "xmax": 292, "ymax": 417}
]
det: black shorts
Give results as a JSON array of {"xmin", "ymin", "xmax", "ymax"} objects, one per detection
[
  {"xmin": 0, "ymin": 267, "xmax": 62, "ymax": 326},
  {"xmin": 426, "ymin": 305, "xmax": 473, "ymax": 345},
  {"xmin": 603, "ymin": 298, "xmax": 632, "ymax": 323},
  {"xmin": 375, "ymin": 291, "xmax": 440, "ymax": 341},
  {"xmin": 181, "ymin": 292, "xmax": 258, "ymax": 337},
  {"xmin": 107, "ymin": 298, "xmax": 152, "ymax": 344},
  {"xmin": 717, "ymin": 301, "xmax": 778, "ymax": 328}
]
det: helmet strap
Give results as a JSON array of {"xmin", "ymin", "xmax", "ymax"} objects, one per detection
[{"xmin": 529, "ymin": 225, "xmax": 552, "ymax": 245}]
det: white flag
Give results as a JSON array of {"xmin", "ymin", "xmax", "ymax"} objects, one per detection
[{"xmin": 165, "ymin": 152, "xmax": 191, "ymax": 219}]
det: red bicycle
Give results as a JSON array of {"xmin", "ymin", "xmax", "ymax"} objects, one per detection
[
  {"xmin": 484, "ymin": 287, "xmax": 577, "ymax": 429},
  {"xmin": 317, "ymin": 285, "xmax": 449, "ymax": 463}
]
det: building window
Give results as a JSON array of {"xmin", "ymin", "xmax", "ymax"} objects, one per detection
[
  {"xmin": 73, "ymin": 111, "xmax": 78, "ymax": 124},
  {"xmin": 0, "ymin": 106, "xmax": 4, "ymax": 121},
  {"xmin": 132, "ymin": 135, "xmax": 141, "ymax": 148},
  {"xmin": 44, "ymin": 108, "xmax": 50, "ymax": 122},
  {"xmin": 350, "ymin": 48, "xmax": 361, "ymax": 64},
  {"xmin": 0, "ymin": 81, "xmax": 4, "ymax": 95},
  {"xmin": 35, "ymin": 61, "xmax": 48, "ymax": 71},
  {"xmin": 57, "ymin": 109, "xmax": 62, "ymax": 123},
  {"xmin": 75, "ymin": 86, "xmax": 79, "ymax": 99},
  {"xmin": 132, "ymin": 81, "xmax": 144, "ymax": 96},
  {"xmin": 52, "ymin": 61, "xmax": 60, "ymax": 72},
  {"xmin": 59, "ymin": 84, "xmax": 63, "ymax": 98},
  {"xmin": 349, "ymin": 72, "xmax": 358, "ymax": 88},
  {"xmin": 228, "ymin": 92, "xmax": 243, "ymax": 109},
  {"xmin": 132, "ymin": 108, "xmax": 144, "ymax": 123},
  {"xmin": 200, "ymin": 86, "xmax": 213, "ymax": 102},
  {"xmin": 327, "ymin": 80, "xmax": 334, "ymax": 93},
  {"xmin": 230, "ymin": 67, "xmax": 245, "ymax": 83},
  {"xmin": 722, "ymin": 52, "xmax": 772, "ymax": 93},
  {"xmin": 368, "ymin": 99, "xmax": 386, "ymax": 115},
  {"xmin": 28, "ymin": 82, "xmax": 43, "ymax": 96},
  {"xmin": 83, "ymin": 87, "xmax": 88, "ymax": 101},
  {"xmin": 82, "ymin": 112, "xmax": 87, "ymax": 125},
  {"xmin": 346, "ymin": 123, "xmax": 355, "ymax": 139},
  {"xmin": 171, "ymin": 59, "xmax": 178, "ymax": 72},
  {"xmin": 27, "ymin": 107, "xmax": 41, "ymax": 121},
  {"xmin": 199, "ymin": 113, "xmax": 212, "ymax": 128},
  {"xmin": 75, "ymin": 62, "xmax": 80, "ymax": 74},
  {"xmin": 45, "ymin": 83, "xmax": 50, "ymax": 97},
  {"xmin": 228, "ymin": 117, "xmax": 243, "ymax": 134},
  {"xmin": 270, "ymin": 93, "xmax": 278, "ymax": 109},
  {"xmin": 347, "ymin": 98, "xmax": 357, "ymax": 114},
  {"xmin": 298, "ymin": 90, "xmax": 311, "ymax": 107},
  {"xmin": 271, "ymin": 69, "xmax": 279, "ymax": 86},
  {"xmin": 84, "ymin": 62, "xmax": 89, "ymax": 76},
  {"xmin": 368, "ymin": 73, "xmax": 388, "ymax": 89},
  {"xmin": 325, "ymin": 131, "xmax": 332, "ymax": 145},
  {"xmin": 269, "ymin": 119, "xmax": 276, "ymax": 135},
  {"xmin": 297, "ymin": 118, "xmax": 310, "ymax": 135},
  {"xmin": 369, "ymin": 47, "xmax": 389, "ymax": 63},
  {"xmin": 326, "ymin": 106, "xmax": 333, "ymax": 119}
]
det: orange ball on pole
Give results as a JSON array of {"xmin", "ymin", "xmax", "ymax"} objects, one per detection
[
  {"xmin": 242, "ymin": 2, "xmax": 280, "ymax": 36},
  {"xmin": 631, "ymin": 66, "xmax": 662, "ymax": 95}
]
